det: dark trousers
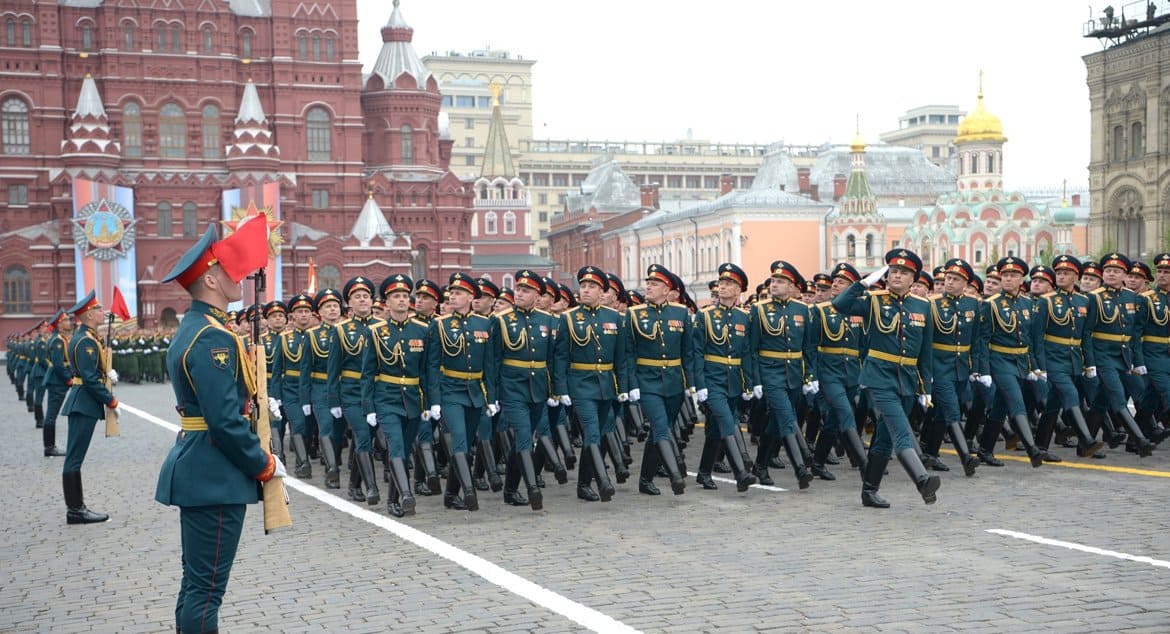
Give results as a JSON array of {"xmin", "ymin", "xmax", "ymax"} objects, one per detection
[
  {"xmin": 175, "ymin": 504, "xmax": 246, "ymax": 634},
  {"xmin": 63, "ymin": 414, "xmax": 98, "ymax": 473}
]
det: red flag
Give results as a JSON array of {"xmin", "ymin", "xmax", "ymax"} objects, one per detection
[
  {"xmin": 110, "ymin": 286, "xmax": 132, "ymax": 321},
  {"xmin": 306, "ymin": 257, "xmax": 318, "ymax": 294},
  {"xmin": 212, "ymin": 214, "xmax": 270, "ymax": 283}
]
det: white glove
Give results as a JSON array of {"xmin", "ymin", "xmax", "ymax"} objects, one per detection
[
  {"xmin": 807, "ymin": 380, "xmax": 820, "ymax": 395},
  {"xmin": 618, "ymin": 393, "xmax": 629, "ymax": 403},
  {"xmin": 861, "ymin": 265, "xmax": 889, "ymax": 289},
  {"xmin": 113, "ymin": 403, "xmax": 124, "ymax": 419},
  {"xmin": 302, "ymin": 404, "xmax": 312, "ymax": 417},
  {"xmin": 741, "ymin": 391, "xmax": 753, "ymax": 401},
  {"xmin": 487, "ymin": 402, "xmax": 500, "ymax": 417},
  {"xmin": 272, "ymin": 455, "xmax": 287, "ymax": 479},
  {"xmin": 546, "ymin": 397, "xmax": 559, "ymax": 407},
  {"xmin": 1084, "ymin": 366, "xmax": 1098, "ymax": 379},
  {"xmin": 628, "ymin": 388, "xmax": 641, "ymax": 402},
  {"xmin": 969, "ymin": 373, "xmax": 979, "ymax": 383},
  {"xmin": 366, "ymin": 412, "xmax": 377, "ymax": 427},
  {"xmin": 329, "ymin": 406, "xmax": 343, "ymax": 419},
  {"xmin": 977, "ymin": 375, "xmax": 993, "ymax": 388},
  {"xmin": 1033, "ymin": 370, "xmax": 1048, "ymax": 382},
  {"xmin": 1133, "ymin": 365, "xmax": 1148, "ymax": 376},
  {"xmin": 107, "ymin": 369, "xmax": 119, "ymax": 385},
  {"xmin": 917, "ymin": 394, "xmax": 932, "ymax": 409},
  {"xmin": 695, "ymin": 388, "xmax": 708, "ymax": 403},
  {"xmin": 1025, "ymin": 371, "xmax": 1038, "ymax": 382},
  {"xmin": 428, "ymin": 404, "xmax": 442, "ymax": 421},
  {"xmin": 559, "ymin": 394, "xmax": 572, "ymax": 407},
  {"xmin": 752, "ymin": 385, "xmax": 763, "ymax": 399},
  {"xmin": 268, "ymin": 397, "xmax": 282, "ymax": 418}
]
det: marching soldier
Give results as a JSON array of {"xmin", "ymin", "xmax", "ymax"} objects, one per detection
[
  {"xmin": 61, "ymin": 291, "xmax": 119, "ymax": 523},
  {"xmin": 425, "ymin": 272, "xmax": 497, "ymax": 511},
  {"xmin": 692, "ymin": 263, "xmax": 758, "ymax": 492},
  {"xmin": 832, "ymin": 250, "xmax": 940, "ymax": 507},
  {"xmin": 410, "ymin": 279, "xmax": 443, "ymax": 495},
  {"xmin": 155, "ymin": 225, "xmax": 285, "ymax": 634},
  {"xmin": 41, "ymin": 310, "xmax": 71, "ymax": 457},
  {"xmin": 540, "ymin": 275, "xmax": 577, "ymax": 473},
  {"xmin": 300, "ymin": 288, "xmax": 346, "ymax": 489},
  {"xmin": 273, "ymin": 294, "xmax": 315, "ymax": 478},
  {"xmin": 362, "ymin": 274, "xmax": 430, "ymax": 517},
  {"xmin": 1134, "ymin": 253, "xmax": 1170, "ymax": 446},
  {"xmin": 472, "ymin": 277, "xmax": 504, "ymax": 493}
]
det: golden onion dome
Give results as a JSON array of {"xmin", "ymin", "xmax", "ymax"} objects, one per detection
[
  {"xmin": 850, "ymin": 131, "xmax": 866, "ymax": 153},
  {"xmin": 956, "ymin": 91, "xmax": 1006, "ymax": 144}
]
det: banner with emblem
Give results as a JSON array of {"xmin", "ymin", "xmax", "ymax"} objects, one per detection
[
  {"xmin": 71, "ymin": 178, "xmax": 138, "ymax": 317},
  {"xmin": 222, "ymin": 182, "xmax": 283, "ymax": 310}
]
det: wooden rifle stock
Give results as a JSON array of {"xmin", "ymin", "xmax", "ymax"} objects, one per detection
[
  {"xmin": 251, "ymin": 269, "xmax": 292, "ymax": 534},
  {"xmin": 104, "ymin": 314, "xmax": 120, "ymax": 437}
]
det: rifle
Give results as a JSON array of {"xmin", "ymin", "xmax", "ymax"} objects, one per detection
[
  {"xmin": 250, "ymin": 268, "xmax": 293, "ymax": 534},
  {"xmin": 103, "ymin": 314, "xmax": 120, "ymax": 437}
]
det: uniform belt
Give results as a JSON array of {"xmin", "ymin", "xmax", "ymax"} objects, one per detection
[
  {"xmin": 702, "ymin": 354, "xmax": 742, "ymax": 366},
  {"xmin": 180, "ymin": 416, "xmax": 208, "ymax": 431},
  {"xmin": 69, "ymin": 377, "xmax": 82, "ymax": 386},
  {"xmin": 502, "ymin": 359, "xmax": 547, "ymax": 369},
  {"xmin": 759, "ymin": 350, "xmax": 802, "ymax": 360},
  {"xmin": 931, "ymin": 343, "xmax": 970, "ymax": 353},
  {"xmin": 1141, "ymin": 335, "xmax": 1170, "ymax": 344},
  {"xmin": 265, "ymin": 371, "xmax": 273, "ymax": 379},
  {"xmin": 441, "ymin": 367, "xmax": 483, "ymax": 380},
  {"xmin": 569, "ymin": 362, "xmax": 613, "ymax": 371},
  {"xmin": 284, "ymin": 369, "xmax": 301, "ymax": 377},
  {"xmin": 341, "ymin": 370, "xmax": 362, "ymax": 380},
  {"xmin": 1044, "ymin": 335, "xmax": 1081, "ymax": 346},
  {"xmin": 817, "ymin": 346, "xmax": 859, "ymax": 357},
  {"xmin": 636, "ymin": 358, "xmax": 682, "ymax": 368},
  {"xmin": 376, "ymin": 373, "xmax": 420, "ymax": 386},
  {"xmin": 1091, "ymin": 332, "xmax": 1127, "ymax": 343},
  {"xmin": 989, "ymin": 344, "xmax": 1028, "ymax": 355},
  {"xmin": 310, "ymin": 371, "xmax": 328, "ymax": 380},
  {"xmin": 867, "ymin": 349, "xmax": 917, "ymax": 366}
]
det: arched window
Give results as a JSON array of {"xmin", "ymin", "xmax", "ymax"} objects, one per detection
[
  {"xmin": 123, "ymin": 102, "xmax": 142, "ymax": 157},
  {"xmin": 400, "ymin": 125, "xmax": 413, "ymax": 165},
  {"xmin": 157, "ymin": 201, "xmax": 173, "ymax": 237},
  {"xmin": 3, "ymin": 265, "xmax": 31, "ymax": 313},
  {"xmin": 159, "ymin": 103, "xmax": 186, "ymax": 158},
  {"xmin": 1113, "ymin": 125, "xmax": 1126, "ymax": 161},
  {"xmin": 182, "ymin": 201, "xmax": 198, "ymax": 237},
  {"xmin": 968, "ymin": 153, "xmax": 978, "ymax": 174},
  {"xmin": 864, "ymin": 234, "xmax": 874, "ymax": 258},
  {"xmin": 318, "ymin": 264, "xmax": 341, "ymax": 291},
  {"xmin": 5, "ymin": 18, "xmax": 14, "ymax": 46},
  {"xmin": 122, "ymin": 23, "xmax": 135, "ymax": 50},
  {"xmin": 170, "ymin": 24, "xmax": 182, "ymax": 52},
  {"xmin": 156, "ymin": 24, "xmax": 166, "ymax": 50},
  {"xmin": 484, "ymin": 211, "xmax": 498, "ymax": 234},
  {"xmin": 502, "ymin": 273, "xmax": 514, "ymax": 289},
  {"xmin": 20, "ymin": 18, "xmax": 31, "ymax": 47},
  {"xmin": 2, "ymin": 98, "xmax": 31, "ymax": 155},
  {"xmin": 201, "ymin": 104, "xmax": 220, "ymax": 159},
  {"xmin": 201, "ymin": 25, "xmax": 214, "ymax": 53},
  {"xmin": 987, "ymin": 152, "xmax": 995, "ymax": 174},
  {"xmin": 312, "ymin": 33, "xmax": 321, "ymax": 61},
  {"xmin": 297, "ymin": 33, "xmax": 307, "ymax": 59},
  {"xmin": 1132, "ymin": 121, "xmax": 1144, "ymax": 158},
  {"xmin": 306, "ymin": 107, "xmax": 331, "ymax": 161},
  {"xmin": 80, "ymin": 22, "xmax": 93, "ymax": 51},
  {"xmin": 846, "ymin": 234, "xmax": 856, "ymax": 258},
  {"xmin": 503, "ymin": 211, "xmax": 516, "ymax": 235},
  {"xmin": 326, "ymin": 35, "xmax": 335, "ymax": 60},
  {"xmin": 240, "ymin": 29, "xmax": 253, "ymax": 58}
]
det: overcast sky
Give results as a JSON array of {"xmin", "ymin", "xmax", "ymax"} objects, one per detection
[{"xmin": 356, "ymin": 0, "xmax": 1108, "ymax": 189}]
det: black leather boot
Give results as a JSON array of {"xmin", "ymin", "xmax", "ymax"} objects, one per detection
[
  {"xmin": 63, "ymin": 472, "xmax": 108, "ymax": 524},
  {"xmin": 603, "ymin": 432, "xmax": 630, "ymax": 483},
  {"xmin": 357, "ymin": 451, "xmax": 380, "ymax": 506},
  {"xmin": 536, "ymin": 434, "xmax": 568, "ymax": 484},
  {"xmin": 861, "ymin": 452, "xmax": 890, "ymax": 508},
  {"xmin": 656, "ymin": 439, "xmax": 685, "ymax": 495},
  {"xmin": 43, "ymin": 425, "xmax": 64, "ymax": 457},
  {"xmin": 291, "ymin": 434, "xmax": 311, "ymax": 478},
  {"xmin": 1034, "ymin": 410, "xmax": 1062, "ymax": 462},
  {"xmin": 577, "ymin": 451, "xmax": 600, "ymax": 501},
  {"xmin": 34, "ymin": 402, "xmax": 43, "ymax": 428},
  {"xmin": 781, "ymin": 433, "xmax": 814, "ymax": 490},
  {"xmin": 752, "ymin": 434, "xmax": 775, "ymax": 486},
  {"xmin": 386, "ymin": 479, "xmax": 405, "ymax": 518},
  {"xmin": 347, "ymin": 450, "xmax": 365, "ymax": 502},
  {"xmin": 896, "ymin": 448, "xmax": 941, "ymax": 504},
  {"xmin": 389, "ymin": 457, "xmax": 415, "ymax": 516},
  {"xmin": 319, "ymin": 436, "xmax": 340, "ymax": 489},
  {"xmin": 452, "ymin": 450, "xmax": 478, "ymax": 511},
  {"xmin": 555, "ymin": 423, "xmax": 576, "ymax": 470},
  {"xmin": 270, "ymin": 429, "xmax": 285, "ymax": 465},
  {"xmin": 947, "ymin": 422, "xmax": 979, "ymax": 477},
  {"xmin": 811, "ymin": 429, "xmax": 837, "ymax": 481},
  {"xmin": 443, "ymin": 461, "xmax": 467, "ymax": 510},
  {"xmin": 477, "ymin": 438, "xmax": 503, "ymax": 493},
  {"xmin": 711, "ymin": 442, "xmax": 731, "ymax": 473},
  {"xmin": 1113, "ymin": 409, "xmax": 1154, "ymax": 457},
  {"xmin": 519, "ymin": 449, "xmax": 542, "ymax": 510},
  {"xmin": 1065, "ymin": 409, "xmax": 1106, "ymax": 458},
  {"xmin": 696, "ymin": 436, "xmax": 719, "ymax": 490},
  {"xmin": 588, "ymin": 444, "xmax": 615, "ymax": 501},
  {"xmin": 418, "ymin": 442, "xmax": 441, "ymax": 494},
  {"xmin": 1093, "ymin": 410, "xmax": 1126, "ymax": 448},
  {"xmin": 638, "ymin": 440, "xmax": 661, "ymax": 495},
  {"xmin": 841, "ymin": 427, "xmax": 868, "ymax": 472},
  {"xmin": 724, "ymin": 435, "xmax": 757, "ymax": 492}
]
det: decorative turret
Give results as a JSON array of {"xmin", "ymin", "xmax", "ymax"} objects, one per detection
[
  {"xmin": 955, "ymin": 71, "xmax": 1006, "ymax": 191},
  {"xmin": 61, "ymin": 74, "xmax": 120, "ymax": 168},
  {"xmin": 225, "ymin": 79, "xmax": 280, "ymax": 168},
  {"xmin": 350, "ymin": 192, "xmax": 398, "ymax": 247},
  {"xmin": 839, "ymin": 126, "xmax": 878, "ymax": 215},
  {"xmin": 480, "ymin": 84, "xmax": 516, "ymax": 180},
  {"xmin": 367, "ymin": 0, "xmax": 436, "ymax": 93}
]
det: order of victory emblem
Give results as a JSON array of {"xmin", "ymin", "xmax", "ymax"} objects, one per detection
[{"xmin": 72, "ymin": 198, "xmax": 138, "ymax": 261}]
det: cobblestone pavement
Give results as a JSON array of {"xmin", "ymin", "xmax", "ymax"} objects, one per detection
[{"xmin": 2, "ymin": 382, "xmax": 1170, "ymax": 632}]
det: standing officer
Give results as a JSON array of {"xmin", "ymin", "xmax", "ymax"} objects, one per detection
[
  {"xmin": 41, "ymin": 310, "xmax": 71, "ymax": 457},
  {"xmin": 832, "ymin": 250, "xmax": 940, "ymax": 507},
  {"xmin": 748, "ymin": 260, "xmax": 817, "ymax": 489},
  {"xmin": 363, "ymin": 274, "xmax": 430, "ymax": 517},
  {"xmin": 425, "ymin": 272, "xmax": 497, "ymax": 511},
  {"xmin": 155, "ymin": 225, "xmax": 285, "ymax": 634},
  {"xmin": 61, "ymin": 292, "xmax": 119, "ymax": 524},
  {"xmin": 273, "ymin": 293, "xmax": 314, "ymax": 478},
  {"xmin": 29, "ymin": 319, "xmax": 49, "ymax": 427},
  {"xmin": 328, "ymin": 276, "xmax": 383, "ymax": 505},
  {"xmin": 921, "ymin": 258, "xmax": 982, "ymax": 476},
  {"xmin": 553, "ymin": 266, "xmax": 627, "ymax": 502},
  {"xmin": 300, "ymin": 288, "xmax": 345, "ymax": 488},
  {"xmin": 490, "ymin": 269, "xmax": 561, "ymax": 510},
  {"xmin": 260, "ymin": 301, "xmax": 286, "ymax": 461},
  {"xmin": 692, "ymin": 263, "xmax": 758, "ymax": 492}
]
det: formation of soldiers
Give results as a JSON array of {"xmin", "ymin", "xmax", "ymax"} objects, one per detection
[
  {"xmin": 108, "ymin": 328, "xmax": 175, "ymax": 384},
  {"xmin": 10, "ymin": 247, "xmax": 1170, "ymax": 517}
]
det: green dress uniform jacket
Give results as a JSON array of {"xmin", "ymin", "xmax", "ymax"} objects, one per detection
[
  {"xmin": 43, "ymin": 332, "xmax": 73, "ymax": 388},
  {"xmin": 491, "ymin": 307, "xmax": 560, "ymax": 404},
  {"xmin": 832, "ymin": 284, "xmax": 933, "ymax": 397},
  {"xmin": 1082, "ymin": 286, "xmax": 1143, "ymax": 371},
  {"xmin": 692, "ymin": 304, "xmax": 753, "ymax": 397},
  {"xmin": 627, "ymin": 302, "xmax": 697, "ymax": 396},
  {"xmin": 929, "ymin": 292, "xmax": 982, "ymax": 383},
  {"xmin": 1031, "ymin": 289, "xmax": 1090, "ymax": 376},
  {"xmin": 425, "ymin": 312, "xmax": 497, "ymax": 408},
  {"xmin": 977, "ymin": 292, "xmax": 1039, "ymax": 378},
  {"xmin": 362, "ymin": 316, "xmax": 431, "ymax": 417},
  {"xmin": 1139, "ymin": 288, "xmax": 1170, "ymax": 374},
  {"xmin": 809, "ymin": 300, "xmax": 863, "ymax": 387},
  {"xmin": 552, "ymin": 305, "xmax": 629, "ymax": 400},
  {"xmin": 748, "ymin": 298, "xmax": 818, "ymax": 390},
  {"xmin": 327, "ymin": 315, "xmax": 383, "ymax": 414},
  {"xmin": 62, "ymin": 325, "xmax": 115, "ymax": 419}
]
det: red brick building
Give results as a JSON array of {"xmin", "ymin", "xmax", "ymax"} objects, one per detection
[{"xmin": 0, "ymin": 0, "xmax": 472, "ymax": 337}]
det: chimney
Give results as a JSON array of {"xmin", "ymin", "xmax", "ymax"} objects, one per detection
[
  {"xmin": 1071, "ymin": 193, "xmax": 1081, "ymax": 206},
  {"xmin": 640, "ymin": 183, "xmax": 660, "ymax": 210},
  {"xmin": 719, "ymin": 174, "xmax": 735, "ymax": 196},
  {"xmin": 833, "ymin": 174, "xmax": 847, "ymax": 201},
  {"xmin": 797, "ymin": 167, "xmax": 810, "ymax": 194},
  {"xmin": 810, "ymin": 184, "xmax": 820, "ymax": 202}
]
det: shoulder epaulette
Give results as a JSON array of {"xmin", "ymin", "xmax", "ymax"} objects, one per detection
[
  {"xmin": 1091, "ymin": 288, "xmax": 1107, "ymax": 295},
  {"xmin": 734, "ymin": 306, "xmax": 751, "ymax": 315},
  {"xmin": 495, "ymin": 308, "xmax": 515, "ymax": 318},
  {"xmin": 1142, "ymin": 289, "xmax": 1156, "ymax": 297},
  {"xmin": 534, "ymin": 308, "xmax": 553, "ymax": 317},
  {"xmin": 409, "ymin": 318, "xmax": 429, "ymax": 328},
  {"xmin": 628, "ymin": 304, "xmax": 649, "ymax": 312},
  {"xmin": 985, "ymin": 292, "xmax": 1002, "ymax": 302},
  {"xmin": 928, "ymin": 293, "xmax": 945, "ymax": 301},
  {"xmin": 668, "ymin": 301, "xmax": 687, "ymax": 309},
  {"xmin": 1073, "ymin": 291, "xmax": 1088, "ymax": 299},
  {"xmin": 789, "ymin": 298, "xmax": 807, "ymax": 307},
  {"xmin": 1041, "ymin": 291, "xmax": 1057, "ymax": 298},
  {"xmin": 868, "ymin": 289, "xmax": 889, "ymax": 297}
]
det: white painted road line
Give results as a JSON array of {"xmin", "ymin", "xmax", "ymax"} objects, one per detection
[
  {"xmin": 120, "ymin": 402, "xmax": 643, "ymax": 634},
  {"xmin": 987, "ymin": 529, "xmax": 1170, "ymax": 570},
  {"xmin": 686, "ymin": 471, "xmax": 788, "ymax": 492}
]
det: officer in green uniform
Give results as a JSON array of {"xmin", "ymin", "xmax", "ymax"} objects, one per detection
[
  {"xmin": 126, "ymin": 329, "xmax": 143, "ymax": 384},
  {"xmin": 472, "ymin": 277, "xmax": 504, "ymax": 493},
  {"xmin": 155, "ymin": 225, "xmax": 285, "ymax": 634},
  {"xmin": 921, "ymin": 258, "xmax": 982, "ymax": 476},
  {"xmin": 272, "ymin": 294, "xmax": 314, "ymax": 478},
  {"xmin": 29, "ymin": 320, "xmax": 49, "ymax": 426},
  {"xmin": 410, "ymin": 279, "xmax": 443, "ymax": 495},
  {"xmin": 300, "ymin": 288, "xmax": 345, "ymax": 488},
  {"xmin": 61, "ymin": 291, "xmax": 118, "ymax": 524},
  {"xmin": 328, "ymin": 276, "xmax": 383, "ymax": 505},
  {"xmin": 692, "ymin": 263, "xmax": 758, "ymax": 492},
  {"xmin": 425, "ymin": 272, "xmax": 497, "ymax": 511},
  {"xmin": 832, "ymin": 249, "xmax": 940, "ymax": 508},
  {"xmin": 362, "ymin": 274, "xmax": 430, "ymax": 517},
  {"xmin": 1134, "ymin": 253, "xmax": 1170, "ymax": 446},
  {"xmin": 41, "ymin": 310, "xmax": 71, "ymax": 457},
  {"xmin": 748, "ymin": 260, "xmax": 817, "ymax": 489},
  {"xmin": 489, "ymin": 269, "xmax": 561, "ymax": 510},
  {"xmin": 260, "ymin": 301, "xmax": 286, "ymax": 461},
  {"xmin": 553, "ymin": 267, "xmax": 627, "ymax": 502},
  {"xmin": 539, "ymin": 275, "xmax": 577, "ymax": 476}
]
